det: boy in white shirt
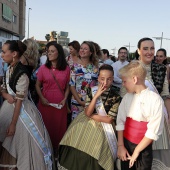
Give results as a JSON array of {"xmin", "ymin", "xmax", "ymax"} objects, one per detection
[{"xmin": 116, "ymin": 61, "xmax": 164, "ymax": 170}]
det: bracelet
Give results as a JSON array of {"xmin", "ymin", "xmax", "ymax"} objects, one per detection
[{"xmin": 118, "ymin": 144, "xmax": 123, "ymax": 147}]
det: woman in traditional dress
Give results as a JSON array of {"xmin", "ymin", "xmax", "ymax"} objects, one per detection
[
  {"xmin": 121, "ymin": 37, "xmax": 170, "ymax": 169},
  {"xmin": 0, "ymin": 40, "xmax": 54, "ymax": 170},
  {"xmin": 155, "ymin": 48, "xmax": 170, "ymax": 91},
  {"xmin": 58, "ymin": 64, "xmax": 121, "ymax": 170},
  {"xmin": 36, "ymin": 41, "xmax": 70, "ymax": 157},
  {"xmin": 70, "ymin": 41, "xmax": 99, "ymax": 120}
]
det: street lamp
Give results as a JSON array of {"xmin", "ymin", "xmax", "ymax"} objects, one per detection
[
  {"xmin": 111, "ymin": 47, "xmax": 116, "ymax": 56},
  {"xmin": 124, "ymin": 42, "xmax": 135, "ymax": 52},
  {"xmin": 153, "ymin": 32, "xmax": 170, "ymax": 48},
  {"xmin": 124, "ymin": 42, "xmax": 135, "ymax": 61},
  {"xmin": 27, "ymin": 8, "xmax": 32, "ymax": 38}
]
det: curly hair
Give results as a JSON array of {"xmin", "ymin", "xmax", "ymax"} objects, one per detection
[{"xmin": 22, "ymin": 39, "xmax": 39, "ymax": 68}]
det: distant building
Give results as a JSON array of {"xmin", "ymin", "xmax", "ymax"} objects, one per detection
[
  {"xmin": 47, "ymin": 31, "xmax": 70, "ymax": 48},
  {"xmin": 0, "ymin": 0, "xmax": 26, "ymax": 51},
  {"xmin": 56, "ymin": 31, "xmax": 70, "ymax": 48}
]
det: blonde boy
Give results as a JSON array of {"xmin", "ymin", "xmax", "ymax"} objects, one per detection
[{"xmin": 116, "ymin": 61, "xmax": 164, "ymax": 170}]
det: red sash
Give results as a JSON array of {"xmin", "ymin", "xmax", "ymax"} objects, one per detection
[{"xmin": 124, "ymin": 117, "xmax": 148, "ymax": 144}]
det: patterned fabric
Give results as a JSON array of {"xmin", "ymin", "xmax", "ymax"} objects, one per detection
[
  {"xmin": 151, "ymin": 62, "xmax": 166, "ymax": 94},
  {"xmin": 70, "ymin": 63, "xmax": 98, "ymax": 119},
  {"xmin": 86, "ymin": 85, "xmax": 121, "ymax": 122},
  {"xmin": 59, "ymin": 86, "xmax": 121, "ymax": 170},
  {"xmin": 66, "ymin": 55, "xmax": 73, "ymax": 68}
]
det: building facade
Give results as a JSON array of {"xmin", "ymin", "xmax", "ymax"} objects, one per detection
[{"xmin": 0, "ymin": 0, "xmax": 26, "ymax": 51}]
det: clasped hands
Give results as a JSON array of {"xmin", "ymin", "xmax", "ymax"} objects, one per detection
[{"xmin": 117, "ymin": 145, "xmax": 139, "ymax": 168}]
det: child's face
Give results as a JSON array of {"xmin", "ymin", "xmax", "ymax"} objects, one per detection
[
  {"xmin": 121, "ymin": 75, "xmax": 135, "ymax": 93},
  {"xmin": 98, "ymin": 70, "xmax": 113, "ymax": 89}
]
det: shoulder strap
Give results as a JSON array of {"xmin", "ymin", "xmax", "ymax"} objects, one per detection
[{"xmin": 50, "ymin": 69, "xmax": 64, "ymax": 96}]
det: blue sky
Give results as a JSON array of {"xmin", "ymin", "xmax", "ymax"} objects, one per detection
[{"xmin": 26, "ymin": 0, "xmax": 170, "ymax": 56}]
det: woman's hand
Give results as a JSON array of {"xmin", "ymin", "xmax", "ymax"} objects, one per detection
[
  {"xmin": 7, "ymin": 94, "xmax": 16, "ymax": 104},
  {"xmin": 40, "ymin": 97, "xmax": 49, "ymax": 105},
  {"xmin": 6, "ymin": 123, "xmax": 16, "ymax": 136},
  {"xmin": 59, "ymin": 98, "xmax": 66, "ymax": 107}
]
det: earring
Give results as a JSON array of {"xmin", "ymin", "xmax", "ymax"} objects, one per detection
[{"xmin": 13, "ymin": 57, "xmax": 15, "ymax": 62}]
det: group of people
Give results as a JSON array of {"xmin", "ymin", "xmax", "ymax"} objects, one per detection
[{"xmin": 0, "ymin": 37, "xmax": 169, "ymax": 170}]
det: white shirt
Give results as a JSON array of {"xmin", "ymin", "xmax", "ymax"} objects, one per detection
[
  {"xmin": 104, "ymin": 59, "xmax": 114, "ymax": 65},
  {"xmin": 111, "ymin": 60, "xmax": 129, "ymax": 88},
  {"xmin": 40, "ymin": 55, "xmax": 47, "ymax": 65},
  {"xmin": 116, "ymin": 88, "xmax": 164, "ymax": 141}
]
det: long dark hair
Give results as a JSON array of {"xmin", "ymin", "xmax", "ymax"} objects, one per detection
[
  {"xmin": 156, "ymin": 48, "xmax": 167, "ymax": 65},
  {"xmin": 45, "ymin": 41, "xmax": 68, "ymax": 70},
  {"xmin": 4, "ymin": 40, "xmax": 27, "ymax": 57}
]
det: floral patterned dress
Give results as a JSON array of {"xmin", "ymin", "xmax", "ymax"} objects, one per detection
[{"xmin": 70, "ymin": 63, "xmax": 98, "ymax": 119}]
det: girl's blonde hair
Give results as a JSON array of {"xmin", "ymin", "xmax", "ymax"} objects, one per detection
[{"xmin": 119, "ymin": 60, "xmax": 147, "ymax": 81}]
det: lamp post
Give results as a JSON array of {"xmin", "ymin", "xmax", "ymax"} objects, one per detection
[
  {"xmin": 153, "ymin": 32, "xmax": 170, "ymax": 48},
  {"xmin": 124, "ymin": 42, "xmax": 135, "ymax": 61},
  {"xmin": 27, "ymin": 8, "xmax": 32, "ymax": 38},
  {"xmin": 124, "ymin": 42, "xmax": 135, "ymax": 52},
  {"xmin": 111, "ymin": 47, "xmax": 116, "ymax": 56}
]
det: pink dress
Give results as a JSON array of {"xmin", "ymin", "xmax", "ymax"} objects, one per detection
[{"xmin": 37, "ymin": 65, "xmax": 70, "ymax": 148}]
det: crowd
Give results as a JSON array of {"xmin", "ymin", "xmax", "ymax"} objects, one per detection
[{"xmin": 0, "ymin": 37, "xmax": 169, "ymax": 170}]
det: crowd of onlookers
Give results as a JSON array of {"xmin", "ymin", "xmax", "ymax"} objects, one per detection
[{"xmin": 0, "ymin": 38, "xmax": 170, "ymax": 170}]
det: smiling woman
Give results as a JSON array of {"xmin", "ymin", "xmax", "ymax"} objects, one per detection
[
  {"xmin": 155, "ymin": 48, "xmax": 170, "ymax": 90},
  {"xmin": 36, "ymin": 41, "xmax": 70, "ymax": 158},
  {"xmin": 120, "ymin": 37, "xmax": 170, "ymax": 169},
  {"xmin": 68, "ymin": 41, "xmax": 99, "ymax": 120}
]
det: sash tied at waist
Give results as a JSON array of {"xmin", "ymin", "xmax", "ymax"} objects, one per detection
[{"xmin": 124, "ymin": 117, "xmax": 148, "ymax": 144}]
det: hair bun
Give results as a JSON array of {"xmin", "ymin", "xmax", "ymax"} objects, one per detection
[{"xmin": 17, "ymin": 40, "xmax": 27, "ymax": 56}]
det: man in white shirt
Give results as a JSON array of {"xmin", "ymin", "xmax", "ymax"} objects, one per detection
[
  {"xmin": 101, "ymin": 49, "xmax": 114, "ymax": 65},
  {"xmin": 111, "ymin": 47, "xmax": 129, "ymax": 91},
  {"xmin": 39, "ymin": 49, "xmax": 47, "ymax": 65}
]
